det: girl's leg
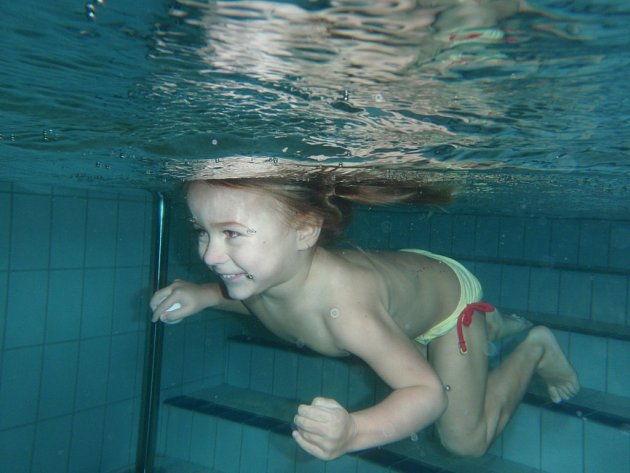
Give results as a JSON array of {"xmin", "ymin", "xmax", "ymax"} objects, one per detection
[{"xmin": 427, "ymin": 312, "xmax": 579, "ymax": 457}]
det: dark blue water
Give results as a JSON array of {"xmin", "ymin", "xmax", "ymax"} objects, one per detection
[{"xmin": 1, "ymin": 0, "xmax": 629, "ymax": 216}]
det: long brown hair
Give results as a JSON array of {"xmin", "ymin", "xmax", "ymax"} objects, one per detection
[{"xmin": 191, "ymin": 175, "xmax": 452, "ymax": 246}]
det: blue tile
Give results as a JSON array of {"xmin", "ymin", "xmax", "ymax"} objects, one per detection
[
  {"xmin": 551, "ymin": 329, "xmax": 570, "ymax": 355},
  {"xmin": 203, "ymin": 320, "xmax": 229, "ymax": 380},
  {"xmin": 388, "ymin": 214, "xmax": 411, "ymax": 249},
  {"xmin": 5, "ymin": 270, "xmax": 47, "ymax": 347},
  {"xmin": 297, "ymin": 355, "xmax": 323, "ymax": 403},
  {"xmin": 502, "ymin": 403, "xmax": 541, "ymax": 469},
  {"xmin": 273, "ymin": 350, "xmax": 299, "ymax": 399},
  {"xmin": 101, "ymin": 400, "xmax": 136, "ymax": 473},
  {"xmin": 50, "ymin": 196, "xmax": 87, "ymax": 269},
  {"xmin": 368, "ymin": 213, "xmax": 391, "ymax": 249},
  {"xmin": 0, "ymin": 272, "xmax": 7, "ymax": 352},
  {"xmin": 31, "ymin": 415, "xmax": 73, "ymax": 473},
  {"xmin": 347, "ymin": 363, "xmax": 376, "ymax": 411},
  {"xmin": 266, "ymin": 430, "xmax": 297, "ymax": 473},
  {"xmin": 579, "ymin": 220, "xmax": 610, "ymax": 268},
  {"xmin": 472, "ymin": 261, "xmax": 501, "ymax": 303},
  {"xmin": 295, "ymin": 445, "xmax": 326, "ymax": 473},
  {"xmin": 609, "ymin": 222, "xmax": 630, "ymax": 270},
  {"xmin": 524, "ymin": 218, "xmax": 551, "ymax": 262},
  {"xmin": 528, "ymin": 267, "xmax": 559, "ymax": 314},
  {"xmin": 551, "ymin": 220, "xmax": 579, "ymax": 265},
  {"xmin": 498, "ymin": 217, "xmax": 525, "ymax": 259},
  {"xmin": 0, "ymin": 193, "xmax": 10, "ymax": 271},
  {"xmin": 38, "ymin": 342, "xmax": 79, "ymax": 419},
  {"xmin": 357, "ymin": 455, "xmax": 391, "ymax": 473},
  {"xmin": 321, "ymin": 359, "xmax": 349, "ymax": 406},
  {"xmin": 346, "ymin": 209, "xmax": 371, "ymax": 246},
  {"xmin": 161, "ymin": 325, "xmax": 186, "ymax": 390},
  {"xmin": 112, "ymin": 266, "xmax": 145, "ymax": 333},
  {"xmin": 85, "ymin": 198, "xmax": 118, "ymax": 268},
  {"xmin": 408, "ymin": 214, "xmax": 431, "ymax": 250},
  {"xmin": 325, "ymin": 454, "xmax": 358, "ymax": 473},
  {"xmin": 116, "ymin": 200, "xmax": 148, "ymax": 267},
  {"xmin": 428, "ymin": 214, "xmax": 453, "ymax": 255},
  {"xmin": 108, "ymin": 332, "xmax": 141, "ymax": 403},
  {"xmin": 558, "ymin": 270, "xmax": 592, "ymax": 320},
  {"xmin": 0, "ymin": 424, "xmax": 34, "ymax": 473},
  {"xmin": 475, "ymin": 215, "xmax": 500, "ymax": 258},
  {"xmin": 584, "ymin": 421, "xmax": 630, "ymax": 473},
  {"xmin": 81, "ymin": 268, "xmax": 114, "ymax": 338},
  {"xmin": 164, "ymin": 406, "xmax": 194, "ymax": 460},
  {"xmin": 607, "ymin": 339, "xmax": 630, "ymax": 397},
  {"xmin": 52, "ymin": 186, "xmax": 87, "ymax": 198},
  {"xmin": 75, "ymin": 337, "xmax": 110, "ymax": 410},
  {"xmin": 569, "ymin": 333, "xmax": 607, "ymax": 391},
  {"xmin": 10, "ymin": 193, "xmax": 51, "ymax": 270},
  {"xmin": 227, "ymin": 342, "xmax": 252, "ymax": 388},
  {"xmin": 240, "ymin": 426, "xmax": 271, "ymax": 473},
  {"xmin": 214, "ymin": 418, "xmax": 243, "ymax": 472},
  {"xmin": 451, "ymin": 215, "xmax": 476, "ymax": 256},
  {"xmin": 250, "ymin": 344, "xmax": 275, "ymax": 394},
  {"xmin": 190, "ymin": 412, "xmax": 217, "ymax": 467},
  {"xmin": 499, "ymin": 265, "xmax": 530, "ymax": 312},
  {"xmin": 591, "ymin": 274, "xmax": 627, "ymax": 325},
  {"xmin": 182, "ymin": 322, "xmax": 208, "ymax": 385},
  {"xmin": 0, "ymin": 346, "xmax": 43, "ymax": 429},
  {"xmin": 46, "ymin": 269, "xmax": 83, "ymax": 343},
  {"xmin": 541, "ymin": 409, "xmax": 584, "ymax": 473},
  {"xmin": 68, "ymin": 407, "xmax": 105, "ymax": 473}
]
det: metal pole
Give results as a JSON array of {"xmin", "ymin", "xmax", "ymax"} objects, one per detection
[{"xmin": 136, "ymin": 192, "xmax": 170, "ymax": 472}]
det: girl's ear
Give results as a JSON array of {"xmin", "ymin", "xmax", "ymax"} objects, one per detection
[{"xmin": 296, "ymin": 218, "xmax": 322, "ymax": 250}]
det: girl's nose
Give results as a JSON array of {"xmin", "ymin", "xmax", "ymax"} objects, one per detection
[{"xmin": 200, "ymin": 239, "xmax": 228, "ymax": 266}]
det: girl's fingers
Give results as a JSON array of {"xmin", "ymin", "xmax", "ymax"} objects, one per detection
[{"xmin": 160, "ymin": 302, "xmax": 183, "ymax": 324}]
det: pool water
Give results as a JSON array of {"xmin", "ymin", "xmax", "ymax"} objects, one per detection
[
  {"xmin": 0, "ymin": 1, "xmax": 628, "ymax": 472},
  {"xmin": 1, "ymin": 0, "xmax": 629, "ymax": 216}
]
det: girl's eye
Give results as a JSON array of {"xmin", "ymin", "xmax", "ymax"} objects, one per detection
[
  {"xmin": 224, "ymin": 230, "xmax": 240, "ymax": 239},
  {"xmin": 193, "ymin": 227, "xmax": 208, "ymax": 240}
]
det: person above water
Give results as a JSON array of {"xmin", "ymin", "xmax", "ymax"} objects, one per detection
[{"xmin": 150, "ymin": 176, "xmax": 580, "ymax": 460}]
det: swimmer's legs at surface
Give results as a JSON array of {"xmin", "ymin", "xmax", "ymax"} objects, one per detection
[{"xmin": 427, "ymin": 313, "xmax": 579, "ymax": 457}]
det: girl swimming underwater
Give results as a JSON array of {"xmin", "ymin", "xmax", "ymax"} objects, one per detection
[{"xmin": 151, "ymin": 177, "xmax": 579, "ymax": 460}]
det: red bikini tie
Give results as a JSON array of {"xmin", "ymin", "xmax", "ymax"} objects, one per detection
[{"xmin": 457, "ymin": 302, "xmax": 495, "ymax": 354}]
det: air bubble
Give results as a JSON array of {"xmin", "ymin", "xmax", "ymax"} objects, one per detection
[
  {"xmin": 85, "ymin": 2, "xmax": 96, "ymax": 20},
  {"xmin": 329, "ymin": 308, "xmax": 340, "ymax": 319},
  {"xmin": 410, "ymin": 433, "xmax": 419, "ymax": 442},
  {"xmin": 211, "ymin": 139, "xmax": 218, "ymax": 145}
]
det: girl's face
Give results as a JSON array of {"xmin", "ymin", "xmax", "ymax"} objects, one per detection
[{"xmin": 186, "ymin": 182, "xmax": 317, "ymax": 300}]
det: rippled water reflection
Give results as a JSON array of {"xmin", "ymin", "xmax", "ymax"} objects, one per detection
[{"xmin": 1, "ymin": 0, "xmax": 628, "ymax": 215}]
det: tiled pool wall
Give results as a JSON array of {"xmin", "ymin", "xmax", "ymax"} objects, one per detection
[
  {"xmin": 0, "ymin": 181, "xmax": 153, "ymax": 473},
  {"xmin": 1, "ymin": 181, "xmax": 628, "ymax": 473}
]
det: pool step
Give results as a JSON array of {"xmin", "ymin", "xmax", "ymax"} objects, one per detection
[
  {"xmin": 163, "ymin": 384, "xmax": 544, "ymax": 473},
  {"xmin": 159, "ymin": 331, "xmax": 629, "ymax": 473},
  {"xmin": 219, "ymin": 334, "xmax": 630, "ymax": 473}
]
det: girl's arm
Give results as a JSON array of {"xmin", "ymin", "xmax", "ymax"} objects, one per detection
[
  {"xmin": 150, "ymin": 279, "xmax": 249, "ymax": 323},
  {"xmin": 292, "ymin": 306, "xmax": 447, "ymax": 460}
]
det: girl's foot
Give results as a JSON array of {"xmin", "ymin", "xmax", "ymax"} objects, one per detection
[{"xmin": 529, "ymin": 326, "xmax": 580, "ymax": 403}]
